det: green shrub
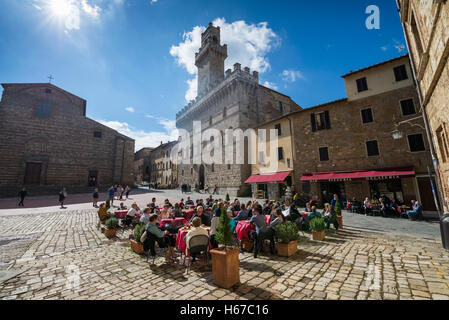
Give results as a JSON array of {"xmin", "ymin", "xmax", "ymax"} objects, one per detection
[
  {"xmin": 334, "ymin": 200, "xmax": 341, "ymax": 216},
  {"xmin": 225, "ymin": 193, "xmax": 230, "ymax": 202},
  {"xmin": 215, "ymin": 210, "xmax": 234, "ymax": 249},
  {"xmin": 133, "ymin": 223, "xmax": 145, "ymax": 243},
  {"xmin": 105, "ymin": 217, "xmax": 118, "ymax": 229},
  {"xmin": 105, "ymin": 198, "xmax": 111, "ymax": 210},
  {"xmin": 310, "ymin": 217, "xmax": 326, "ymax": 232},
  {"xmin": 275, "ymin": 222, "xmax": 299, "ymax": 244}
]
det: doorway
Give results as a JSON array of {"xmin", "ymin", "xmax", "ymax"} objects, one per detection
[
  {"xmin": 24, "ymin": 162, "xmax": 42, "ymax": 185},
  {"xmin": 199, "ymin": 165, "xmax": 205, "ymax": 190},
  {"xmin": 417, "ymin": 177, "xmax": 438, "ymax": 211},
  {"xmin": 88, "ymin": 170, "xmax": 98, "ymax": 187},
  {"xmin": 320, "ymin": 182, "xmax": 346, "ymax": 203}
]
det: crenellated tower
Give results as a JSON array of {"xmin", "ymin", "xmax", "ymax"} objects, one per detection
[{"xmin": 195, "ymin": 22, "xmax": 228, "ymax": 97}]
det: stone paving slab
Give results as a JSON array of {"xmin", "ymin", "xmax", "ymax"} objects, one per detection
[{"xmin": 0, "ymin": 207, "xmax": 448, "ymax": 300}]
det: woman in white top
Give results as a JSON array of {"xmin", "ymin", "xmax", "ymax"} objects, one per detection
[
  {"xmin": 363, "ymin": 197, "xmax": 371, "ymax": 216},
  {"xmin": 158, "ymin": 204, "xmax": 170, "ymax": 222}
]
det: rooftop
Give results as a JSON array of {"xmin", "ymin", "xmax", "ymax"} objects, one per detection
[{"xmin": 341, "ymin": 54, "xmax": 409, "ymax": 78}]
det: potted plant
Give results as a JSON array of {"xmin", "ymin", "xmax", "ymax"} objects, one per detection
[
  {"xmin": 130, "ymin": 223, "xmax": 145, "ymax": 254},
  {"xmin": 104, "ymin": 217, "xmax": 118, "ymax": 238},
  {"xmin": 210, "ymin": 209, "xmax": 240, "ymax": 289},
  {"xmin": 334, "ymin": 201, "xmax": 343, "ymax": 229},
  {"xmin": 310, "ymin": 217, "xmax": 326, "ymax": 241},
  {"xmin": 275, "ymin": 222, "xmax": 299, "ymax": 257}
]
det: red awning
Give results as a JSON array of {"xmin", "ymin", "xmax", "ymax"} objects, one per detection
[
  {"xmin": 300, "ymin": 168, "xmax": 415, "ymax": 182},
  {"xmin": 245, "ymin": 171, "xmax": 292, "ymax": 184}
]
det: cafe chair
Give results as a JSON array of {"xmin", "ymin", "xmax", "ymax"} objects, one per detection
[{"xmin": 185, "ymin": 234, "xmax": 210, "ymax": 274}]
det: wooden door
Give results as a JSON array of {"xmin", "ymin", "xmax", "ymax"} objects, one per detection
[
  {"xmin": 24, "ymin": 162, "xmax": 42, "ymax": 185},
  {"xmin": 417, "ymin": 177, "xmax": 437, "ymax": 211}
]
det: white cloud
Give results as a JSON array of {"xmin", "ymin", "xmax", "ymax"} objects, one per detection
[
  {"xmin": 262, "ymin": 81, "xmax": 278, "ymax": 90},
  {"xmin": 150, "ymin": 0, "xmax": 158, "ymax": 3},
  {"xmin": 145, "ymin": 114, "xmax": 155, "ymax": 119},
  {"xmin": 170, "ymin": 18, "xmax": 280, "ymax": 101},
  {"xmin": 281, "ymin": 69, "xmax": 305, "ymax": 82},
  {"xmin": 381, "ymin": 46, "xmax": 388, "ymax": 51},
  {"xmin": 98, "ymin": 119, "xmax": 179, "ymax": 151},
  {"xmin": 125, "ymin": 107, "xmax": 135, "ymax": 113}
]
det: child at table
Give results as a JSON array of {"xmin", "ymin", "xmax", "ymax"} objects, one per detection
[{"xmin": 119, "ymin": 202, "xmax": 127, "ymax": 210}]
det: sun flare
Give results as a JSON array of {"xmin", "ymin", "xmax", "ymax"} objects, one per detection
[{"xmin": 48, "ymin": 0, "xmax": 73, "ymax": 18}]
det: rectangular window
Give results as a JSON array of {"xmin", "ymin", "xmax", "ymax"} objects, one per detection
[
  {"xmin": 286, "ymin": 158, "xmax": 291, "ymax": 168},
  {"xmin": 36, "ymin": 102, "xmax": 51, "ymax": 118},
  {"xmin": 394, "ymin": 65, "xmax": 408, "ymax": 81},
  {"xmin": 45, "ymin": 88, "xmax": 52, "ymax": 94},
  {"xmin": 278, "ymin": 147, "xmax": 284, "ymax": 161},
  {"xmin": 366, "ymin": 140, "xmax": 379, "ymax": 156},
  {"xmin": 258, "ymin": 151, "xmax": 265, "ymax": 163},
  {"xmin": 400, "ymin": 99, "xmax": 416, "ymax": 116},
  {"xmin": 312, "ymin": 111, "xmax": 331, "ymax": 131},
  {"xmin": 361, "ymin": 108, "xmax": 373, "ymax": 124},
  {"xmin": 93, "ymin": 131, "xmax": 102, "ymax": 138},
  {"xmin": 319, "ymin": 147, "xmax": 329, "ymax": 161},
  {"xmin": 279, "ymin": 101, "xmax": 283, "ymax": 113},
  {"xmin": 356, "ymin": 77, "xmax": 368, "ymax": 92},
  {"xmin": 408, "ymin": 134, "xmax": 425, "ymax": 152},
  {"xmin": 275, "ymin": 123, "xmax": 281, "ymax": 136}
]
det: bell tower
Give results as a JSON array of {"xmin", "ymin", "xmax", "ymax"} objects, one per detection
[{"xmin": 195, "ymin": 22, "xmax": 227, "ymax": 97}]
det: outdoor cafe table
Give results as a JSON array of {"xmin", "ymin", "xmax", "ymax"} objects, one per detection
[
  {"xmin": 235, "ymin": 216, "xmax": 271, "ymax": 241},
  {"xmin": 159, "ymin": 217, "xmax": 187, "ymax": 228},
  {"xmin": 176, "ymin": 227, "xmax": 211, "ymax": 255},
  {"xmin": 182, "ymin": 209, "xmax": 196, "ymax": 221},
  {"xmin": 114, "ymin": 211, "xmax": 141, "ymax": 220}
]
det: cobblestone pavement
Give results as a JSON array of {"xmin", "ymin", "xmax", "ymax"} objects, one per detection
[{"xmin": 0, "ymin": 208, "xmax": 448, "ymax": 300}]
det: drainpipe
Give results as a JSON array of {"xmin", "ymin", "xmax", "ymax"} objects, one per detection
[{"xmin": 398, "ymin": 10, "xmax": 444, "ymax": 218}]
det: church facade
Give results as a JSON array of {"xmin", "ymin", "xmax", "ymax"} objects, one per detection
[{"xmin": 175, "ymin": 23, "xmax": 301, "ymax": 196}]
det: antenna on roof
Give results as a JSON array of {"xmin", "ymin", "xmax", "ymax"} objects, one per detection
[{"xmin": 47, "ymin": 75, "xmax": 54, "ymax": 84}]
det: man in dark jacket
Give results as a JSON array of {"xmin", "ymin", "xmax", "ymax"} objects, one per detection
[{"xmin": 18, "ymin": 188, "xmax": 27, "ymax": 206}]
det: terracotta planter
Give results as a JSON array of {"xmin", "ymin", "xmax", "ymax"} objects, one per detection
[
  {"xmin": 130, "ymin": 239, "xmax": 144, "ymax": 254},
  {"xmin": 276, "ymin": 241, "xmax": 298, "ymax": 257},
  {"xmin": 312, "ymin": 230, "xmax": 325, "ymax": 241},
  {"xmin": 210, "ymin": 247, "xmax": 240, "ymax": 289},
  {"xmin": 241, "ymin": 240, "xmax": 253, "ymax": 252},
  {"xmin": 336, "ymin": 216, "xmax": 343, "ymax": 229},
  {"xmin": 104, "ymin": 228, "xmax": 116, "ymax": 239}
]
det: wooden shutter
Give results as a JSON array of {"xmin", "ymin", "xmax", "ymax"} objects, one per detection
[
  {"xmin": 324, "ymin": 110, "xmax": 331, "ymax": 129},
  {"xmin": 311, "ymin": 114, "xmax": 317, "ymax": 132}
]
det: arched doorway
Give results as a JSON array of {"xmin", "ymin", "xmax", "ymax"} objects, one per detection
[{"xmin": 199, "ymin": 164, "xmax": 205, "ymax": 190}]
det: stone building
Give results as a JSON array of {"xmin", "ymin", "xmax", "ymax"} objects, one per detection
[
  {"xmin": 249, "ymin": 55, "xmax": 438, "ymax": 215},
  {"xmin": 0, "ymin": 83, "xmax": 135, "ymax": 197},
  {"xmin": 150, "ymin": 141, "xmax": 178, "ymax": 188},
  {"xmin": 134, "ymin": 147, "xmax": 154, "ymax": 184},
  {"xmin": 397, "ymin": 0, "xmax": 449, "ymax": 213},
  {"xmin": 175, "ymin": 22, "xmax": 301, "ymax": 197}
]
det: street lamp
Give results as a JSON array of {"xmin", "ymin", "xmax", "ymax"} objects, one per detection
[{"xmin": 391, "ymin": 129, "xmax": 403, "ymax": 140}]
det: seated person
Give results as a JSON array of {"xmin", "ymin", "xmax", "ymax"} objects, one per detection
[
  {"xmin": 124, "ymin": 203, "xmax": 140, "ymax": 226},
  {"xmin": 227, "ymin": 209, "xmax": 237, "ymax": 232},
  {"xmin": 307, "ymin": 206, "xmax": 322, "ymax": 221},
  {"xmin": 185, "ymin": 196, "xmax": 194, "ymax": 206},
  {"xmin": 185, "ymin": 217, "xmax": 209, "ymax": 262},
  {"xmin": 149, "ymin": 198, "xmax": 157, "ymax": 209},
  {"xmin": 119, "ymin": 202, "xmax": 127, "ymax": 210},
  {"xmin": 287, "ymin": 204, "xmax": 301, "ymax": 222},
  {"xmin": 233, "ymin": 200, "xmax": 241, "ymax": 212},
  {"xmin": 249, "ymin": 205, "xmax": 275, "ymax": 258},
  {"xmin": 233, "ymin": 204, "xmax": 249, "ymax": 222},
  {"xmin": 189, "ymin": 206, "xmax": 210, "ymax": 227},
  {"xmin": 305, "ymin": 202, "xmax": 312, "ymax": 212},
  {"xmin": 172, "ymin": 203, "xmax": 183, "ymax": 218},
  {"xmin": 179, "ymin": 199, "xmax": 184, "ymax": 209},
  {"xmin": 407, "ymin": 201, "xmax": 423, "ymax": 221},
  {"xmin": 97, "ymin": 203, "xmax": 112, "ymax": 222},
  {"xmin": 270, "ymin": 208, "xmax": 284, "ymax": 229},
  {"xmin": 157, "ymin": 204, "xmax": 170, "ymax": 222},
  {"xmin": 322, "ymin": 203, "xmax": 338, "ymax": 230},
  {"xmin": 143, "ymin": 214, "xmax": 176, "ymax": 263},
  {"xmin": 140, "ymin": 208, "xmax": 151, "ymax": 225}
]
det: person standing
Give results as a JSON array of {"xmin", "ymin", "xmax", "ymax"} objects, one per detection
[
  {"xmin": 59, "ymin": 187, "xmax": 67, "ymax": 209},
  {"xmin": 213, "ymin": 184, "xmax": 218, "ymax": 195},
  {"xmin": 92, "ymin": 188, "xmax": 99, "ymax": 208},
  {"xmin": 108, "ymin": 186, "xmax": 115, "ymax": 206},
  {"xmin": 125, "ymin": 185, "xmax": 130, "ymax": 199},
  {"xmin": 17, "ymin": 187, "xmax": 27, "ymax": 207}
]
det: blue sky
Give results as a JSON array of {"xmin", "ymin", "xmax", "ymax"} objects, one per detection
[{"xmin": 0, "ymin": 0, "xmax": 407, "ymax": 150}]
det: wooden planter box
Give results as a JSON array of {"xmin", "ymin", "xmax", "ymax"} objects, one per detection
[
  {"xmin": 312, "ymin": 230, "xmax": 325, "ymax": 241},
  {"xmin": 336, "ymin": 216, "xmax": 343, "ymax": 229},
  {"xmin": 241, "ymin": 240, "xmax": 253, "ymax": 252},
  {"xmin": 210, "ymin": 247, "xmax": 240, "ymax": 289},
  {"xmin": 104, "ymin": 228, "xmax": 116, "ymax": 239},
  {"xmin": 276, "ymin": 241, "xmax": 298, "ymax": 257},
  {"xmin": 130, "ymin": 239, "xmax": 144, "ymax": 254}
]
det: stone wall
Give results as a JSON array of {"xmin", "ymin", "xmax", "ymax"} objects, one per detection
[{"xmin": 0, "ymin": 83, "xmax": 135, "ymax": 197}]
